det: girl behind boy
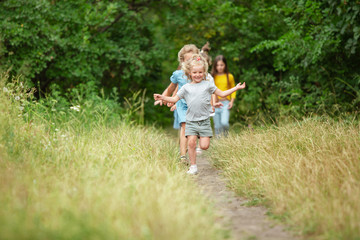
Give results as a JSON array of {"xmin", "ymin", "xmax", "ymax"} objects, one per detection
[
  {"xmin": 154, "ymin": 44, "xmax": 199, "ymax": 164},
  {"xmin": 154, "ymin": 54, "xmax": 246, "ymax": 174}
]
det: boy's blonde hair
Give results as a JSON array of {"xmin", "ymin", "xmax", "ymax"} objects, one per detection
[
  {"xmin": 178, "ymin": 44, "xmax": 200, "ymax": 63},
  {"xmin": 182, "ymin": 54, "xmax": 209, "ymax": 80}
]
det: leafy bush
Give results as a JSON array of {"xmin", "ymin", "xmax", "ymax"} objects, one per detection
[{"xmin": 1, "ymin": 0, "xmax": 359, "ymax": 127}]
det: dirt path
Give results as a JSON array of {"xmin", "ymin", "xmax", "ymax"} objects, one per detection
[{"xmin": 194, "ymin": 153, "xmax": 301, "ymax": 240}]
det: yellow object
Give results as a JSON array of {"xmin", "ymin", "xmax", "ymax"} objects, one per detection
[{"xmin": 214, "ymin": 73, "xmax": 236, "ymax": 100}]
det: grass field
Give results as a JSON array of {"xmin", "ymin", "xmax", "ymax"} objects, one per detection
[
  {"xmin": 210, "ymin": 117, "xmax": 360, "ymax": 240},
  {"xmin": 0, "ymin": 77, "xmax": 227, "ymax": 240},
  {"xmin": 3, "ymin": 74, "xmax": 359, "ymax": 240}
]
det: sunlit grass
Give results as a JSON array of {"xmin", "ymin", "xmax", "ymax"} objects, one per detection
[
  {"xmin": 0, "ymin": 76, "xmax": 227, "ymax": 240},
  {"xmin": 210, "ymin": 117, "xmax": 360, "ymax": 239}
]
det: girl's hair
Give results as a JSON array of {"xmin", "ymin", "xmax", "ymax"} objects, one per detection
[
  {"xmin": 178, "ymin": 44, "xmax": 200, "ymax": 63},
  {"xmin": 211, "ymin": 55, "xmax": 230, "ymax": 89},
  {"xmin": 182, "ymin": 54, "xmax": 208, "ymax": 81},
  {"xmin": 200, "ymin": 42, "xmax": 212, "ymax": 66}
]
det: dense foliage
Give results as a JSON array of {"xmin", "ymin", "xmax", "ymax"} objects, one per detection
[
  {"xmin": 1, "ymin": 0, "xmax": 359, "ymax": 126},
  {"xmin": 0, "ymin": 0, "xmax": 172, "ymax": 125},
  {"xmin": 160, "ymin": 0, "xmax": 360, "ymax": 122}
]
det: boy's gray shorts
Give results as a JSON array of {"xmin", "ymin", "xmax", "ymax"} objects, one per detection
[{"xmin": 185, "ymin": 118, "xmax": 213, "ymax": 138}]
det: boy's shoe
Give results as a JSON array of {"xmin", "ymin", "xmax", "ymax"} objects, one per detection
[
  {"xmin": 187, "ymin": 165, "xmax": 198, "ymax": 175},
  {"xmin": 180, "ymin": 155, "xmax": 189, "ymax": 165},
  {"xmin": 196, "ymin": 147, "xmax": 202, "ymax": 154}
]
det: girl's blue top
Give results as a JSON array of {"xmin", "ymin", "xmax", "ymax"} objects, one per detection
[
  {"xmin": 170, "ymin": 70, "xmax": 189, "ymax": 106},
  {"xmin": 170, "ymin": 70, "xmax": 189, "ymax": 89}
]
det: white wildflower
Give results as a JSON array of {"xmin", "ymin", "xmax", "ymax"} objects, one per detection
[
  {"xmin": 70, "ymin": 105, "xmax": 80, "ymax": 112},
  {"xmin": 15, "ymin": 96, "xmax": 20, "ymax": 101},
  {"xmin": 19, "ymin": 106, "xmax": 24, "ymax": 111},
  {"xmin": 3, "ymin": 87, "xmax": 8, "ymax": 93}
]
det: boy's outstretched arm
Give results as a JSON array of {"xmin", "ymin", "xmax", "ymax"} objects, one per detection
[
  {"xmin": 154, "ymin": 94, "xmax": 180, "ymax": 104},
  {"xmin": 214, "ymin": 82, "xmax": 246, "ymax": 98}
]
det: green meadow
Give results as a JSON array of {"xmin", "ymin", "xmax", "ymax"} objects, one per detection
[
  {"xmin": 1, "ymin": 1, "xmax": 359, "ymax": 239},
  {"xmin": 2, "ymin": 74, "xmax": 360, "ymax": 240},
  {"xmin": 0, "ymin": 75, "xmax": 227, "ymax": 240},
  {"xmin": 210, "ymin": 118, "xmax": 360, "ymax": 240}
]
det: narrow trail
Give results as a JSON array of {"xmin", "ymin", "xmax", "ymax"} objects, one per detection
[{"xmin": 194, "ymin": 153, "xmax": 301, "ymax": 240}]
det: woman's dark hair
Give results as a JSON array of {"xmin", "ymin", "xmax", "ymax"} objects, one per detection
[{"xmin": 211, "ymin": 55, "xmax": 230, "ymax": 89}]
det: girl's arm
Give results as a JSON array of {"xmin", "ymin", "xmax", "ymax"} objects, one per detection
[
  {"xmin": 210, "ymin": 94, "xmax": 215, "ymax": 112},
  {"xmin": 212, "ymin": 94, "xmax": 223, "ymax": 108},
  {"xmin": 167, "ymin": 85, "xmax": 179, "ymax": 107},
  {"xmin": 162, "ymin": 82, "xmax": 177, "ymax": 96},
  {"xmin": 228, "ymin": 98, "xmax": 235, "ymax": 109},
  {"xmin": 214, "ymin": 82, "xmax": 246, "ymax": 98},
  {"xmin": 228, "ymin": 75, "xmax": 236, "ymax": 109},
  {"xmin": 154, "ymin": 94, "xmax": 180, "ymax": 104},
  {"xmin": 172, "ymin": 85, "xmax": 179, "ymax": 97},
  {"xmin": 154, "ymin": 83, "xmax": 178, "ymax": 106}
]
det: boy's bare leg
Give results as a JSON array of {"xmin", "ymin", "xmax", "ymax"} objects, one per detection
[
  {"xmin": 187, "ymin": 135, "xmax": 198, "ymax": 165},
  {"xmin": 199, "ymin": 137, "xmax": 210, "ymax": 150},
  {"xmin": 179, "ymin": 123, "xmax": 187, "ymax": 156}
]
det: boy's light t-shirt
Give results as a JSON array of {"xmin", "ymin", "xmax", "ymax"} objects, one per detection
[{"xmin": 177, "ymin": 80, "xmax": 217, "ymax": 122}]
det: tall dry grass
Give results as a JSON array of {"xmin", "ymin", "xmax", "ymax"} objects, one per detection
[
  {"xmin": 0, "ymin": 76, "xmax": 227, "ymax": 240},
  {"xmin": 210, "ymin": 118, "xmax": 360, "ymax": 239}
]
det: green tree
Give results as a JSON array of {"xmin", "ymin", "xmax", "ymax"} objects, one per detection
[
  {"xmin": 1, "ymin": 0, "xmax": 359, "ymax": 126},
  {"xmin": 0, "ymin": 1, "xmax": 165, "ymax": 95}
]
